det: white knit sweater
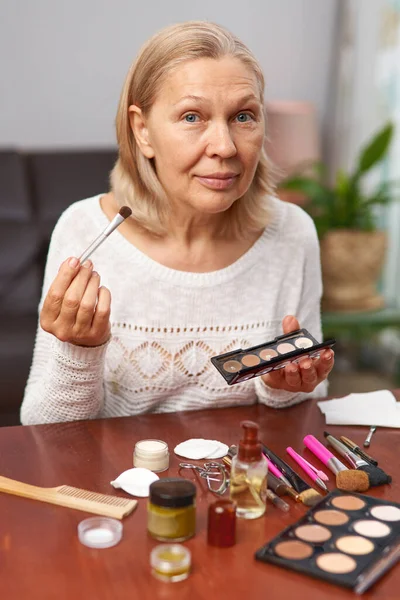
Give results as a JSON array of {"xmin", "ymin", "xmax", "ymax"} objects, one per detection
[{"xmin": 20, "ymin": 194, "xmax": 327, "ymax": 425}]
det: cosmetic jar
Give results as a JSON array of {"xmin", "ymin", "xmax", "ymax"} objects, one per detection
[
  {"xmin": 133, "ymin": 439, "xmax": 169, "ymax": 473},
  {"xmin": 78, "ymin": 517, "xmax": 122, "ymax": 549},
  {"xmin": 207, "ymin": 499, "xmax": 236, "ymax": 547},
  {"xmin": 150, "ymin": 544, "xmax": 191, "ymax": 582},
  {"xmin": 148, "ymin": 478, "xmax": 196, "ymax": 542}
]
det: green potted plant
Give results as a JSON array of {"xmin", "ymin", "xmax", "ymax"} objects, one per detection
[{"xmin": 279, "ymin": 122, "xmax": 396, "ymax": 312}]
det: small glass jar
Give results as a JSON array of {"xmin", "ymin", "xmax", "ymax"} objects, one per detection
[
  {"xmin": 207, "ymin": 499, "xmax": 236, "ymax": 547},
  {"xmin": 148, "ymin": 478, "xmax": 196, "ymax": 542},
  {"xmin": 150, "ymin": 544, "xmax": 191, "ymax": 582},
  {"xmin": 133, "ymin": 439, "xmax": 169, "ymax": 473}
]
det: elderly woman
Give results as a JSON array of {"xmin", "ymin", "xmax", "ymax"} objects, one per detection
[{"xmin": 21, "ymin": 21, "xmax": 334, "ymax": 425}]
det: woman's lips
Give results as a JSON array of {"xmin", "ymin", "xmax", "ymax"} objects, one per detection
[{"xmin": 196, "ymin": 174, "xmax": 239, "ymax": 190}]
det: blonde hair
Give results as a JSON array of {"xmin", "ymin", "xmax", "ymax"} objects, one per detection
[{"xmin": 110, "ymin": 21, "xmax": 274, "ymax": 237}]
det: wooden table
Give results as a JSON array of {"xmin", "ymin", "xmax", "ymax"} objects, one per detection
[{"xmin": 0, "ymin": 395, "xmax": 399, "ymax": 600}]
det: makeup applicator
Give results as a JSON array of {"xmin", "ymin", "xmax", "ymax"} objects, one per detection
[
  {"xmin": 261, "ymin": 444, "xmax": 322, "ymax": 507},
  {"xmin": 324, "ymin": 432, "xmax": 391, "ymax": 487},
  {"xmin": 304, "ymin": 435, "xmax": 370, "ymax": 493},
  {"xmin": 79, "ymin": 206, "xmax": 132, "ymax": 264}
]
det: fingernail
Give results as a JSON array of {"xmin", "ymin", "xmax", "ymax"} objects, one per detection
[
  {"xmin": 303, "ymin": 360, "xmax": 312, "ymax": 370},
  {"xmin": 324, "ymin": 350, "xmax": 333, "ymax": 360},
  {"xmin": 82, "ymin": 260, "xmax": 92, "ymax": 269},
  {"xmin": 68, "ymin": 257, "xmax": 79, "ymax": 268}
]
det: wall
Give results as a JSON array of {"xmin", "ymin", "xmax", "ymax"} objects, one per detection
[{"xmin": 0, "ymin": 0, "xmax": 338, "ymax": 148}]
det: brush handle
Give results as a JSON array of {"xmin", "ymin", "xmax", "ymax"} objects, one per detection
[{"xmin": 303, "ymin": 435, "xmax": 334, "ymax": 464}]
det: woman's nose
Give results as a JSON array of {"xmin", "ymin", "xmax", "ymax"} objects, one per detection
[{"xmin": 205, "ymin": 122, "xmax": 237, "ymax": 158}]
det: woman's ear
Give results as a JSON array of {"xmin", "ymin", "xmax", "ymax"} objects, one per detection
[{"xmin": 128, "ymin": 105, "xmax": 155, "ymax": 158}]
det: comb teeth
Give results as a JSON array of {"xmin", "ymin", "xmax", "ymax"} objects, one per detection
[{"xmin": 59, "ymin": 486, "xmax": 133, "ymax": 507}]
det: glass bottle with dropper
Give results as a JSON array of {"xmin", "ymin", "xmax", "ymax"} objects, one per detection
[{"xmin": 229, "ymin": 420, "xmax": 268, "ymax": 519}]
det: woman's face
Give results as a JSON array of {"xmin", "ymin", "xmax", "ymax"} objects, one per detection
[{"xmin": 130, "ymin": 56, "xmax": 265, "ymax": 218}]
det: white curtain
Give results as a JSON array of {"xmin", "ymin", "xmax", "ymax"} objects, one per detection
[{"xmin": 332, "ymin": 0, "xmax": 400, "ymax": 309}]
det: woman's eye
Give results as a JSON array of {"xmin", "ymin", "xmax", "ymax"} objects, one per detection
[
  {"xmin": 236, "ymin": 112, "xmax": 253, "ymax": 123},
  {"xmin": 184, "ymin": 113, "xmax": 199, "ymax": 123}
]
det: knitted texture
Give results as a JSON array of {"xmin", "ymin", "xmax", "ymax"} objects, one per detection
[{"xmin": 20, "ymin": 194, "xmax": 327, "ymax": 424}]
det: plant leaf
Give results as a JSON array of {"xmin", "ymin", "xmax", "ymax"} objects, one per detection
[{"xmin": 357, "ymin": 122, "xmax": 394, "ymax": 174}]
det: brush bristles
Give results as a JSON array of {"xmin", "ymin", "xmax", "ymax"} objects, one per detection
[
  {"xmin": 359, "ymin": 465, "xmax": 392, "ymax": 487},
  {"xmin": 119, "ymin": 206, "xmax": 132, "ymax": 219},
  {"xmin": 298, "ymin": 488, "xmax": 322, "ymax": 507},
  {"xmin": 336, "ymin": 470, "xmax": 370, "ymax": 492}
]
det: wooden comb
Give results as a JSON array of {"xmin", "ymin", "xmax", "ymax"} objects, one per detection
[{"xmin": 0, "ymin": 475, "xmax": 137, "ymax": 519}]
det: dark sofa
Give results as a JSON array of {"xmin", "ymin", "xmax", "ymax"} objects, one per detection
[{"xmin": 0, "ymin": 149, "xmax": 118, "ymax": 426}]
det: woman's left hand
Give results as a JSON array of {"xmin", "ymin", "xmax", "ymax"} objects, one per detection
[{"xmin": 261, "ymin": 315, "xmax": 334, "ymax": 393}]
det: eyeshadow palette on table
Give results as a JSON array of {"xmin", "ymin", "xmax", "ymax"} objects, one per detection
[
  {"xmin": 255, "ymin": 490, "xmax": 400, "ymax": 594},
  {"xmin": 211, "ymin": 328, "xmax": 335, "ymax": 385}
]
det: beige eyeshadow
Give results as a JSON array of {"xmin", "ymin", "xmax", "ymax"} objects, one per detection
[
  {"xmin": 275, "ymin": 540, "xmax": 313, "ymax": 560},
  {"xmin": 294, "ymin": 337, "xmax": 314, "ymax": 349},
  {"xmin": 259, "ymin": 348, "xmax": 278, "ymax": 361},
  {"xmin": 331, "ymin": 495, "xmax": 366, "ymax": 511},
  {"xmin": 276, "ymin": 343, "xmax": 296, "ymax": 354},
  {"xmin": 241, "ymin": 354, "xmax": 260, "ymax": 367},
  {"xmin": 316, "ymin": 553, "xmax": 357, "ymax": 574},
  {"xmin": 222, "ymin": 360, "xmax": 242, "ymax": 373},
  {"xmin": 335, "ymin": 535, "xmax": 374, "ymax": 556},
  {"xmin": 314, "ymin": 509, "xmax": 349, "ymax": 526},
  {"xmin": 370, "ymin": 506, "xmax": 400, "ymax": 522},
  {"xmin": 353, "ymin": 519, "xmax": 391, "ymax": 538},
  {"xmin": 295, "ymin": 524, "xmax": 331, "ymax": 543}
]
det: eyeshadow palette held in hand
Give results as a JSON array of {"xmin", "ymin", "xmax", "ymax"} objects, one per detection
[{"xmin": 211, "ymin": 328, "xmax": 335, "ymax": 385}]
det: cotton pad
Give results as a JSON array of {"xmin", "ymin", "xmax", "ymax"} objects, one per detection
[
  {"xmin": 174, "ymin": 439, "xmax": 229, "ymax": 460},
  {"xmin": 110, "ymin": 468, "xmax": 159, "ymax": 497}
]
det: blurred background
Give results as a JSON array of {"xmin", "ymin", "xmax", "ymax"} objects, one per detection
[{"xmin": 1, "ymin": 0, "xmax": 399, "ymax": 426}]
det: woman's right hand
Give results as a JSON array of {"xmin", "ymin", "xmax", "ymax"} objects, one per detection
[{"xmin": 40, "ymin": 257, "xmax": 111, "ymax": 347}]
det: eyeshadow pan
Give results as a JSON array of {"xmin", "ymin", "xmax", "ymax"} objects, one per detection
[
  {"xmin": 295, "ymin": 524, "xmax": 331, "ymax": 543},
  {"xmin": 222, "ymin": 360, "xmax": 242, "ymax": 373},
  {"xmin": 259, "ymin": 348, "xmax": 278, "ymax": 361},
  {"xmin": 316, "ymin": 553, "xmax": 357, "ymax": 574},
  {"xmin": 370, "ymin": 506, "xmax": 400, "ymax": 522},
  {"xmin": 335, "ymin": 535, "xmax": 374, "ymax": 556},
  {"xmin": 294, "ymin": 337, "xmax": 314, "ymax": 349},
  {"xmin": 241, "ymin": 354, "xmax": 260, "ymax": 367},
  {"xmin": 331, "ymin": 495, "xmax": 366, "ymax": 511},
  {"xmin": 274, "ymin": 540, "xmax": 313, "ymax": 560},
  {"xmin": 276, "ymin": 343, "xmax": 295, "ymax": 354},
  {"xmin": 314, "ymin": 509, "xmax": 349, "ymax": 526},
  {"xmin": 353, "ymin": 519, "xmax": 391, "ymax": 538}
]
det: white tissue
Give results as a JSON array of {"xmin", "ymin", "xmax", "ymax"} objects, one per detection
[
  {"xmin": 110, "ymin": 467, "xmax": 159, "ymax": 497},
  {"xmin": 174, "ymin": 439, "xmax": 229, "ymax": 460},
  {"xmin": 317, "ymin": 390, "xmax": 400, "ymax": 427}
]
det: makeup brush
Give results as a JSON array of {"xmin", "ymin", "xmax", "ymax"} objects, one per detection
[
  {"xmin": 304, "ymin": 434, "xmax": 370, "ymax": 493},
  {"xmin": 261, "ymin": 444, "xmax": 322, "ymax": 507},
  {"xmin": 339, "ymin": 435, "xmax": 378, "ymax": 466},
  {"xmin": 324, "ymin": 432, "xmax": 391, "ymax": 487},
  {"xmin": 79, "ymin": 206, "xmax": 132, "ymax": 264}
]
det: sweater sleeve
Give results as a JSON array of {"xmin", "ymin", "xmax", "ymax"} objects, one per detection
[
  {"xmin": 20, "ymin": 204, "xmax": 108, "ymax": 425},
  {"xmin": 254, "ymin": 209, "xmax": 328, "ymax": 408}
]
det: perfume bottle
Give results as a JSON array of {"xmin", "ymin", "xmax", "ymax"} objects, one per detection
[{"xmin": 229, "ymin": 420, "xmax": 268, "ymax": 519}]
